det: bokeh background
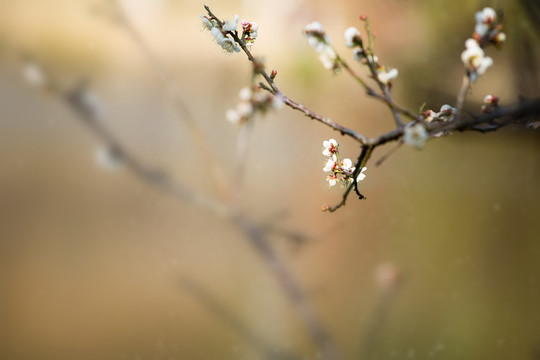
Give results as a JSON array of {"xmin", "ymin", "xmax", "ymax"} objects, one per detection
[{"xmin": 1, "ymin": 0, "xmax": 539, "ymax": 359}]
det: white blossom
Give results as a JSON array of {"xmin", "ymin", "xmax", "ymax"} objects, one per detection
[
  {"xmin": 322, "ymin": 139, "xmax": 338, "ymax": 156},
  {"xmin": 304, "ymin": 21, "xmax": 338, "ymax": 70},
  {"xmin": 474, "ymin": 23, "xmax": 489, "ymax": 38},
  {"xmin": 222, "ymin": 14, "xmax": 239, "ymax": 32},
  {"xmin": 201, "ymin": 15, "xmax": 214, "ymax": 30},
  {"xmin": 319, "ymin": 46, "xmax": 338, "ymax": 70},
  {"xmin": 304, "ymin": 21, "xmax": 325, "ymax": 34},
  {"xmin": 219, "ymin": 37, "xmax": 240, "ymax": 53},
  {"xmin": 494, "ymin": 32, "xmax": 506, "ymax": 44},
  {"xmin": 344, "ymin": 26, "xmax": 361, "ymax": 48},
  {"xmin": 377, "ymin": 67, "xmax": 398, "ymax": 85},
  {"xmin": 323, "ymin": 157, "xmax": 337, "ymax": 172},
  {"xmin": 461, "ymin": 39, "xmax": 492, "ymax": 82},
  {"xmin": 404, "ymin": 123, "xmax": 428, "ymax": 149},
  {"xmin": 226, "ymin": 109, "xmax": 242, "ymax": 124},
  {"xmin": 475, "ymin": 7, "xmax": 497, "ymax": 25},
  {"xmin": 327, "ymin": 174, "xmax": 337, "ymax": 187},
  {"xmin": 340, "ymin": 158, "xmax": 355, "ymax": 172},
  {"xmin": 210, "ymin": 27, "xmax": 225, "ymax": 43},
  {"xmin": 241, "ymin": 20, "xmax": 258, "ymax": 45},
  {"xmin": 356, "ymin": 167, "xmax": 367, "ymax": 182},
  {"xmin": 439, "ymin": 104, "xmax": 456, "ymax": 120}
]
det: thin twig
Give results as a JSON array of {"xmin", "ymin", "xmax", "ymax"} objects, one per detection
[
  {"xmin": 233, "ymin": 213, "xmax": 342, "ymax": 360},
  {"xmin": 64, "ymin": 84, "xmax": 228, "ymax": 216},
  {"xmin": 455, "ymin": 74, "xmax": 471, "ymax": 118}
]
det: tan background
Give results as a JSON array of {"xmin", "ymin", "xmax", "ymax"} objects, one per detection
[{"xmin": 1, "ymin": 0, "xmax": 539, "ymax": 359}]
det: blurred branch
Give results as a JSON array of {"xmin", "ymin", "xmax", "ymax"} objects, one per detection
[
  {"xmin": 233, "ymin": 212, "xmax": 342, "ymax": 360},
  {"xmin": 25, "ymin": 53, "xmax": 326, "ymax": 359},
  {"xmin": 180, "ymin": 277, "xmax": 299, "ymax": 360},
  {"xmin": 63, "ymin": 80, "xmax": 229, "ymax": 216},
  {"xmin": 97, "ymin": 0, "xmax": 230, "ymax": 201}
]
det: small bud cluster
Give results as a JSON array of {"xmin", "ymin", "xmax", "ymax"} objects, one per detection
[
  {"xmin": 226, "ymin": 86, "xmax": 283, "ymax": 125},
  {"xmin": 322, "ymin": 139, "xmax": 366, "ymax": 187},
  {"xmin": 461, "ymin": 7, "xmax": 505, "ymax": 82},
  {"xmin": 473, "ymin": 8, "xmax": 506, "ymax": 47},
  {"xmin": 423, "ymin": 104, "xmax": 456, "ymax": 137},
  {"xmin": 481, "ymin": 94, "xmax": 499, "ymax": 113},
  {"xmin": 303, "ymin": 22, "xmax": 339, "ymax": 72},
  {"xmin": 201, "ymin": 14, "xmax": 240, "ymax": 53}
]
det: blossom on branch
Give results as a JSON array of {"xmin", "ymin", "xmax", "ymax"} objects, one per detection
[
  {"xmin": 201, "ymin": 14, "xmax": 240, "ymax": 53},
  {"xmin": 323, "ymin": 157, "xmax": 338, "ymax": 172},
  {"xmin": 344, "ymin": 27, "xmax": 362, "ymax": 48},
  {"xmin": 241, "ymin": 19, "xmax": 258, "ymax": 46},
  {"xmin": 222, "ymin": 14, "xmax": 239, "ymax": 32},
  {"xmin": 226, "ymin": 86, "xmax": 282, "ymax": 125},
  {"xmin": 473, "ymin": 7, "xmax": 505, "ymax": 46},
  {"xmin": 376, "ymin": 66, "xmax": 398, "ymax": 85},
  {"xmin": 322, "ymin": 139, "xmax": 338, "ymax": 156},
  {"xmin": 423, "ymin": 104, "xmax": 456, "ymax": 137},
  {"xmin": 304, "ymin": 22, "xmax": 339, "ymax": 72},
  {"xmin": 321, "ymin": 139, "xmax": 365, "ymax": 188},
  {"xmin": 461, "ymin": 39, "xmax": 492, "ymax": 82},
  {"xmin": 404, "ymin": 123, "xmax": 428, "ymax": 149},
  {"xmin": 357, "ymin": 167, "xmax": 367, "ymax": 182}
]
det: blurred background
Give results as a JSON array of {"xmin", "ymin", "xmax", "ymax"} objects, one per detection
[{"xmin": 1, "ymin": 0, "xmax": 539, "ymax": 359}]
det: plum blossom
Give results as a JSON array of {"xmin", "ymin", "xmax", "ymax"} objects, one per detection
[
  {"xmin": 357, "ymin": 167, "xmax": 367, "ymax": 182},
  {"xmin": 226, "ymin": 86, "xmax": 282, "ymax": 125},
  {"xmin": 321, "ymin": 139, "xmax": 366, "ymax": 188},
  {"xmin": 201, "ymin": 13, "xmax": 241, "ymax": 53},
  {"xmin": 241, "ymin": 20, "xmax": 258, "ymax": 46},
  {"xmin": 222, "ymin": 15, "xmax": 239, "ymax": 32},
  {"xmin": 323, "ymin": 157, "xmax": 338, "ymax": 172},
  {"xmin": 201, "ymin": 15, "xmax": 215, "ymax": 30},
  {"xmin": 322, "ymin": 139, "xmax": 338, "ymax": 156},
  {"xmin": 404, "ymin": 123, "xmax": 428, "ymax": 149},
  {"xmin": 327, "ymin": 174, "xmax": 337, "ymax": 187},
  {"xmin": 471, "ymin": 7, "xmax": 505, "ymax": 46},
  {"xmin": 474, "ymin": 7, "xmax": 496, "ymax": 38},
  {"xmin": 461, "ymin": 39, "xmax": 493, "ymax": 82},
  {"xmin": 376, "ymin": 66, "xmax": 398, "ymax": 85},
  {"xmin": 344, "ymin": 27, "xmax": 362, "ymax": 48},
  {"xmin": 304, "ymin": 22, "xmax": 339, "ymax": 71},
  {"xmin": 219, "ymin": 37, "xmax": 240, "ymax": 53}
]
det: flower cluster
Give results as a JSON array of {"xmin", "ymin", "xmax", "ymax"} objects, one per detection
[
  {"xmin": 322, "ymin": 139, "xmax": 366, "ymax": 187},
  {"xmin": 304, "ymin": 22, "xmax": 339, "ymax": 72},
  {"xmin": 241, "ymin": 20, "xmax": 258, "ymax": 46},
  {"xmin": 344, "ymin": 25, "xmax": 398, "ymax": 86},
  {"xmin": 201, "ymin": 14, "xmax": 240, "ymax": 53},
  {"xmin": 461, "ymin": 7, "xmax": 505, "ymax": 82},
  {"xmin": 226, "ymin": 86, "xmax": 283, "ymax": 125},
  {"xmin": 421, "ymin": 104, "xmax": 457, "ymax": 138},
  {"xmin": 481, "ymin": 94, "xmax": 499, "ymax": 113}
]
